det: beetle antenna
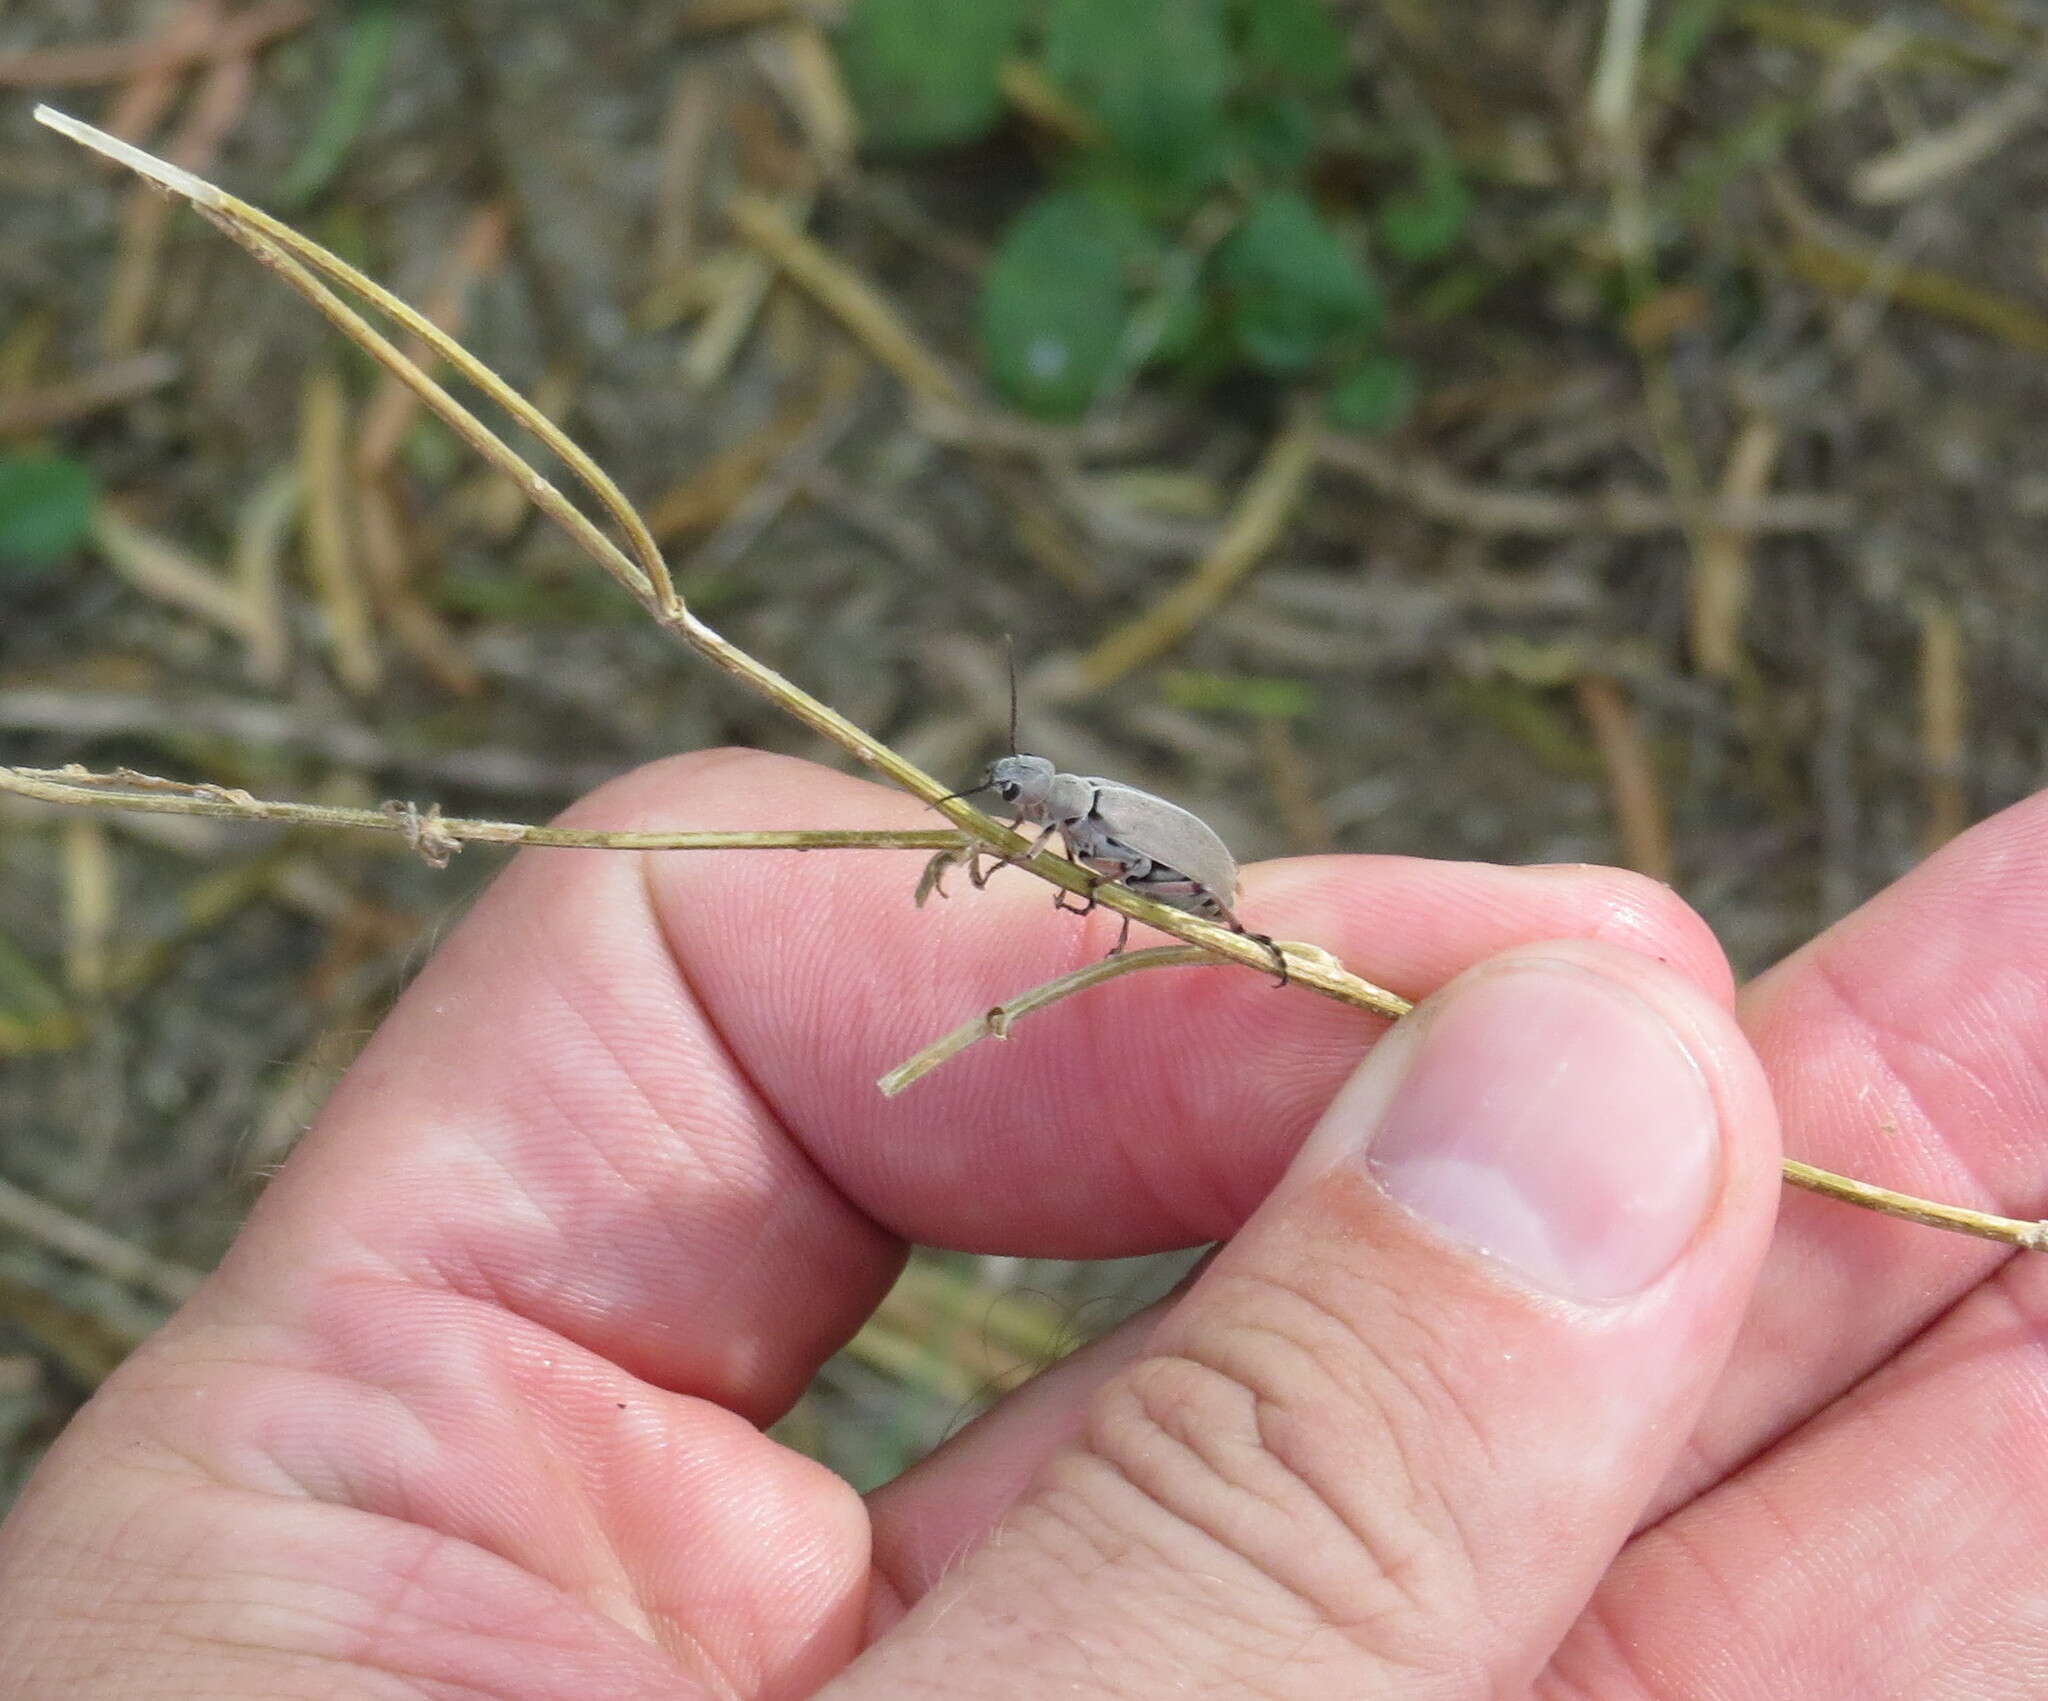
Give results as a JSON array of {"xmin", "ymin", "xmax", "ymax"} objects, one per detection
[
  {"xmin": 934, "ymin": 781, "xmax": 995, "ymax": 804},
  {"xmin": 1003, "ymin": 632, "xmax": 1019, "ymax": 754}
]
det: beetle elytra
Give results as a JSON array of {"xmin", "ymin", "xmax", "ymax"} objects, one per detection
[{"xmin": 942, "ymin": 662, "xmax": 1289, "ymax": 985}]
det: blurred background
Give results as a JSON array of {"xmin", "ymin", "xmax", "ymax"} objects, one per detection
[{"xmin": 2, "ymin": 0, "xmax": 2045, "ymax": 1503}]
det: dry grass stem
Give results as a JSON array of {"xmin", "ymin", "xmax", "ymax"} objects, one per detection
[
  {"xmin": 999, "ymin": 57, "xmax": 1103, "ymax": 146},
  {"xmin": 1782, "ymin": 1160, "xmax": 2048, "ymax": 1249},
  {"xmin": 60, "ymin": 817, "xmax": 116, "ymax": 999},
  {"xmin": 1692, "ymin": 416, "xmax": 1781, "ymax": 678},
  {"xmin": 89, "ymin": 500, "xmax": 262, "ymax": 642},
  {"xmin": 0, "ymin": 350, "xmax": 177, "ymax": 435},
  {"xmin": 355, "ymin": 202, "xmax": 512, "ymax": 477},
  {"xmin": 1589, "ymin": 0, "xmax": 1653, "ymax": 138},
  {"xmin": 653, "ymin": 66, "xmax": 720, "ymax": 279},
  {"xmin": 101, "ymin": 0, "xmax": 222, "ymax": 145},
  {"xmin": 647, "ymin": 359, "xmax": 845, "ymax": 538},
  {"xmin": 1784, "ymin": 234, "xmax": 2048, "ymax": 355},
  {"xmin": 1573, "ymin": 674, "xmax": 1675, "ymax": 883},
  {"xmin": 103, "ymin": 39, "xmax": 254, "ymax": 355},
  {"xmin": 682, "ymin": 236, "xmax": 791, "ymax": 390},
  {"xmin": 231, "ymin": 466, "xmax": 298, "ymax": 685},
  {"xmin": 0, "ymin": 0, "xmax": 312, "ymax": 87},
  {"xmin": 757, "ymin": 21, "xmax": 858, "ymax": 169},
  {"xmin": 354, "ymin": 477, "xmax": 482, "ymax": 697},
  {"xmin": 0, "ymin": 766, "xmax": 969, "ymax": 861},
  {"xmin": 1853, "ymin": 64, "xmax": 2047, "ymax": 204},
  {"xmin": 1917, "ymin": 600, "xmax": 1969, "ymax": 851},
  {"xmin": 1256, "ymin": 717, "xmax": 1337, "ymax": 855},
  {"xmin": 28, "ymin": 105, "xmax": 2043, "ymax": 1250},
  {"xmin": 299, "ymin": 368, "xmax": 383, "ymax": 694},
  {"xmin": 0, "ymin": 1175, "xmax": 203, "ymax": 1306},
  {"xmin": 1317, "ymin": 435, "xmax": 1847, "ymax": 537},
  {"xmin": 728, "ymin": 192, "xmax": 967, "ymax": 404},
  {"xmin": 879, "ymin": 947, "xmax": 1222, "ymax": 1096},
  {"xmin": 39, "ymin": 102, "xmax": 674, "ymax": 616},
  {"xmin": 1078, "ymin": 406, "xmax": 1320, "ymax": 690}
]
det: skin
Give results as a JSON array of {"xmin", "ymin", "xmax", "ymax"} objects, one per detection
[{"xmin": 0, "ymin": 746, "xmax": 2043, "ymax": 1697}]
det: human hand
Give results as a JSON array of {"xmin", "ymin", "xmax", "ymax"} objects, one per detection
[{"xmin": 0, "ymin": 749, "xmax": 2039, "ymax": 1697}]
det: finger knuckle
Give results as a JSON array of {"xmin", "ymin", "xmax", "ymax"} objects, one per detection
[{"xmin": 1041, "ymin": 1266, "xmax": 1493, "ymax": 1683}]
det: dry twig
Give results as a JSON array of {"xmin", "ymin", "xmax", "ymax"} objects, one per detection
[
  {"xmin": 1692, "ymin": 417, "xmax": 1782, "ymax": 679},
  {"xmin": 0, "ymin": 1175, "xmax": 203, "ymax": 1307},
  {"xmin": 728, "ymin": 192, "xmax": 966, "ymax": 404},
  {"xmin": 1317, "ymin": 435, "xmax": 1847, "ymax": 537},
  {"xmin": 1077, "ymin": 406, "xmax": 1321, "ymax": 690},
  {"xmin": 0, "ymin": 350, "xmax": 177, "ymax": 434},
  {"xmin": 1573, "ymin": 674, "xmax": 1675, "ymax": 884},
  {"xmin": 299, "ymin": 368, "xmax": 383, "ymax": 694},
  {"xmin": 879, "ymin": 947, "xmax": 1223, "ymax": 1096},
  {"xmin": 0, "ymin": 766, "xmax": 969, "ymax": 861},
  {"xmin": 1917, "ymin": 600, "xmax": 1969, "ymax": 852},
  {"xmin": 0, "ymin": 1, "xmax": 312, "ymax": 87},
  {"xmin": 89, "ymin": 500, "xmax": 264, "ymax": 643}
]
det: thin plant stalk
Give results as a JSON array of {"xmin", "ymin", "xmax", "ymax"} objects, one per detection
[
  {"xmin": 0, "ymin": 765, "xmax": 967, "ymax": 857},
  {"xmin": 879, "ymin": 947, "xmax": 1220, "ymax": 1096}
]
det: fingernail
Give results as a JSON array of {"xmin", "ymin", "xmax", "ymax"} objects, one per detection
[{"xmin": 1343, "ymin": 961, "xmax": 1721, "ymax": 1300}]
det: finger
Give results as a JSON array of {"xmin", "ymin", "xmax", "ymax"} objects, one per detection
[
  {"xmin": 635, "ymin": 755, "xmax": 1731, "ymax": 1253},
  {"xmin": 833, "ymin": 941, "xmax": 1781, "ymax": 1697},
  {"xmin": 1644, "ymin": 787, "xmax": 2048, "ymax": 1518},
  {"xmin": 190, "ymin": 750, "xmax": 1725, "ymax": 1415},
  {"xmin": 1540, "ymin": 1221, "xmax": 2048, "ymax": 1698},
  {"xmin": 867, "ymin": 1291, "xmax": 1177, "ymax": 1616}
]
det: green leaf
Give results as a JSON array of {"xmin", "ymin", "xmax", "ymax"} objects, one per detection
[
  {"xmin": 1234, "ymin": 0, "xmax": 1346, "ymax": 93},
  {"xmin": 0, "ymin": 453, "xmax": 97, "ymax": 574},
  {"xmin": 274, "ymin": 0, "xmax": 400, "ymax": 209},
  {"xmin": 1328, "ymin": 351, "xmax": 1416, "ymax": 432},
  {"xmin": 839, "ymin": 0, "xmax": 1025, "ymax": 151},
  {"xmin": 1232, "ymin": 92, "xmax": 1316, "ymax": 177},
  {"xmin": 1215, "ymin": 189, "xmax": 1379, "ymax": 374},
  {"xmin": 1043, "ymin": 0, "xmax": 1232, "ymax": 199},
  {"xmin": 981, "ymin": 190, "xmax": 1152, "ymax": 418},
  {"xmin": 1378, "ymin": 155, "xmax": 1472, "ymax": 263}
]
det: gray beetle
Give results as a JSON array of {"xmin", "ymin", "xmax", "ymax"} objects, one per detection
[{"xmin": 949, "ymin": 750, "xmax": 1289, "ymax": 986}]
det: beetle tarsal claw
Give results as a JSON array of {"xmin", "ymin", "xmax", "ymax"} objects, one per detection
[
  {"xmin": 985, "ymin": 1006, "xmax": 1012, "ymax": 1039},
  {"xmin": 1255, "ymin": 934, "xmax": 1291, "ymax": 989}
]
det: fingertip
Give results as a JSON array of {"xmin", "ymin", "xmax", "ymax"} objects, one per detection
[{"xmin": 1520, "ymin": 864, "xmax": 1736, "ymax": 1007}]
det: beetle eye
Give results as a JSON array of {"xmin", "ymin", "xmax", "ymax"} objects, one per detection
[{"xmin": 998, "ymin": 782, "xmax": 1019, "ymax": 801}]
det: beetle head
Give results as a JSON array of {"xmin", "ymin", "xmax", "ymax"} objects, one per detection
[{"xmin": 986, "ymin": 753, "xmax": 1056, "ymax": 815}]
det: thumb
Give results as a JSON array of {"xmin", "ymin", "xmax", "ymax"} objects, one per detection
[{"xmin": 833, "ymin": 940, "xmax": 1780, "ymax": 1699}]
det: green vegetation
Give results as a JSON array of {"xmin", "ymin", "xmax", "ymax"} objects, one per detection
[
  {"xmin": 0, "ymin": 453, "xmax": 97, "ymax": 576},
  {"xmin": 839, "ymin": 0, "xmax": 1466, "ymax": 426}
]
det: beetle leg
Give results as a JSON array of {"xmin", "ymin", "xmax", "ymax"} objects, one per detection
[
  {"xmin": 972, "ymin": 820, "xmax": 1060, "ymax": 888},
  {"xmin": 1106, "ymin": 912, "xmax": 1132, "ymax": 956},
  {"xmin": 1245, "ymin": 930, "xmax": 1290, "ymax": 988},
  {"xmin": 1211, "ymin": 900, "xmax": 1289, "ymax": 988}
]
